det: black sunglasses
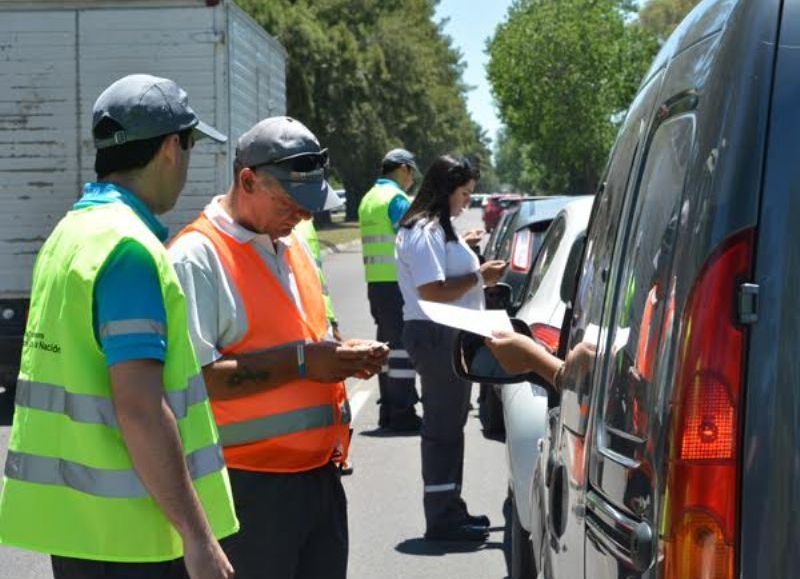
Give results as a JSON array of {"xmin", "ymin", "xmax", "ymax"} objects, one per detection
[{"xmin": 252, "ymin": 150, "xmax": 329, "ymax": 174}]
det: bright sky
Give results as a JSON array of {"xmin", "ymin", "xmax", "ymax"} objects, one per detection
[{"xmin": 435, "ymin": 0, "xmax": 515, "ymax": 149}]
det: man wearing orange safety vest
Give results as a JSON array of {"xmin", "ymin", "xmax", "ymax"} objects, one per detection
[{"xmin": 169, "ymin": 116, "xmax": 389, "ymax": 579}]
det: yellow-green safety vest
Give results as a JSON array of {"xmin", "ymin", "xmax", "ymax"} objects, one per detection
[
  {"xmin": 358, "ymin": 180, "xmax": 410, "ymax": 282},
  {"xmin": 0, "ymin": 203, "xmax": 238, "ymax": 562},
  {"xmin": 293, "ymin": 218, "xmax": 337, "ymax": 323}
]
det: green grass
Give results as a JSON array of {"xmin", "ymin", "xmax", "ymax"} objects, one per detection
[{"xmin": 316, "ymin": 213, "xmax": 361, "ymax": 250}]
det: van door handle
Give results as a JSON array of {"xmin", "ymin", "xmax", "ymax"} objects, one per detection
[{"xmin": 585, "ymin": 491, "xmax": 653, "ymax": 572}]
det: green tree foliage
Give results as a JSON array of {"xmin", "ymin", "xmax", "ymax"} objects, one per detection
[
  {"xmin": 487, "ymin": 0, "xmax": 658, "ymax": 195},
  {"xmin": 640, "ymin": 0, "xmax": 703, "ymax": 42},
  {"xmin": 493, "ymin": 128, "xmax": 539, "ymax": 194},
  {"xmin": 237, "ymin": 0, "xmax": 494, "ymax": 216}
]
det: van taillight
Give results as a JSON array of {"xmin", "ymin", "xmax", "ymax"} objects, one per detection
[
  {"xmin": 510, "ymin": 229, "xmax": 532, "ymax": 272},
  {"xmin": 531, "ymin": 323, "xmax": 560, "ymax": 353},
  {"xmin": 663, "ymin": 229, "xmax": 753, "ymax": 579}
]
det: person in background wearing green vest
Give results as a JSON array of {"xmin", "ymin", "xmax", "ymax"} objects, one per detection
[
  {"xmin": 358, "ymin": 149, "xmax": 422, "ymax": 431},
  {"xmin": 0, "ymin": 75, "xmax": 238, "ymax": 579},
  {"xmin": 294, "ymin": 218, "xmax": 341, "ymax": 340},
  {"xmin": 293, "ymin": 217, "xmax": 355, "ymax": 474}
]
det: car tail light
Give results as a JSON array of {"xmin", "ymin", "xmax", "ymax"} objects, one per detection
[
  {"xmin": 510, "ymin": 229, "xmax": 533, "ymax": 272},
  {"xmin": 663, "ymin": 229, "xmax": 753, "ymax": 579},
  {"xmin": 531, "ymin": 323, "xmax": 560, "ymax": 353}
]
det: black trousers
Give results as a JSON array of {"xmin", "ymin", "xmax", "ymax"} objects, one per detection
[
  {"xmin": 221, "ymin": 463, "xmax": 348, "ymax": 579},
  {"xmin": 403, "ymin": 320, "xmax": 473, "ymax": 531},
  {"xmin": 51, "ymin": 556, "xmax": 188, "ymax": 578},
  {"xmin": 367, "ymin": 282, "xmax": 419, "ymax": 420}
]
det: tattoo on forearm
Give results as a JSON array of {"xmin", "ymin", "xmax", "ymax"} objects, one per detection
[{"xmin": 227, "ymin": 367, "xmax": 271, "ymax": 387}]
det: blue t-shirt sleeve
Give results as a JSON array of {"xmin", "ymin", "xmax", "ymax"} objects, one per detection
[
  {"xmin": 388, "ymin": 194, "xmax": 411, "ymax": 232},
  {"xmin": 93, "ymin": 240, "xmax": 167, "ymax": 366}
]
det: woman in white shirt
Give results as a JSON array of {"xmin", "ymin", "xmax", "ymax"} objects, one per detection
[{"xmin": 396, "ymin": 154, "xmax": 506, "ymax": 542}]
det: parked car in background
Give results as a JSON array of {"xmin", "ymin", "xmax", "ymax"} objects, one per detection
[
  {"xmin": 483, "ymin": 193, "xmax": 522, "ymax": 232},
  {"xmin": 460, "ymin": 1, "xmax": 800, "ymax": 577},
  {"xmin": 478, "ymin": 196, "xmax": 574, "ymax": 435},
  {"xmin": 470, "ymin": 192, "xmax": 488, "ymax": 208},
  {"xmin": 330, "ymin": 189, "xmax": 347, "ymax": 214},
  {"xmin": 497, "ymin": 197, "xmax": 593, "ymax": 578}
]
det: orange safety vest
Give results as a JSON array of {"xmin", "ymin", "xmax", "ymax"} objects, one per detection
[{"xmin": 175, "ymin": 214, "xmax": 350, "ymax": 473}]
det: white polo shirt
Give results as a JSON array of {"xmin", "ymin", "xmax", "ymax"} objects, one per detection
[
  {"xmin": 169, "ymin": 196, "xmax": 326, "ymax": 367},
  {"xmin": 396, "ymin": 218, "xmax": 484, "ymax": 321}
]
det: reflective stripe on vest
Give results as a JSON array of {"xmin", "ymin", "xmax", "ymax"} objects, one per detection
[
  {"xmin": 14, "ymin": 375, "xmax": 209, "ymax": 427},
  {"xmin": 5, "ymin": 443, "xmax": 224, "ymax": 499},
  {"xmin": 362, "ymin": 234, "xmax": 395, "ymax": 245},
  {"xmin": 175, "ymin": 214, "xmax": 351, "ymax": 472},
  {"xmin": 363, "ymin": 255, "xmax": 395, "ymax": 266}
]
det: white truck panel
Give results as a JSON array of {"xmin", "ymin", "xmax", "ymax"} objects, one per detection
[
  {"xmin": 0, "ymin": 0, "xmax": 286, "ymax": 301},
  {"xmin": 0, "ymin": 11, "xmax": 79, "ymax": 295}
]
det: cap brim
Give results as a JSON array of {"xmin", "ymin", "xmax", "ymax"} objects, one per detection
[
  {"xmin": 279, "ymin": 178, "xmax": 332, "ymax": 213},
  {"xmin": 193, "ymin": 119, "xmax": 227, "ymax": 144}
]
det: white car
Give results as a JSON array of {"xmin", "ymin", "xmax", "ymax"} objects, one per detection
[{"xmin": 500, "ymin": 196, "xmax": 593, "ymax": 578}]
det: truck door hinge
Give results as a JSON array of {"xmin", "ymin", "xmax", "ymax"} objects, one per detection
[{"xmin": 738, "ymin": 283, "xmax": 759, "ymax": 325}]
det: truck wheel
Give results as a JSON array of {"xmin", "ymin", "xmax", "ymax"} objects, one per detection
[
  {"xmin": 511, "ymin": 490, "xmax": 535, "ymax": 579},
  {"xmin": 479, "ymin": 384, "xmax": 505, "ymax": 437}
]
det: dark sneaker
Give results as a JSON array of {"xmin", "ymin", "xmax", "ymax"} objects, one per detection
[
  {"xmin": 387, "ymin": 412, "xmax": 422, "ymax": 432},
  {"xmin": 464, "ymin": 513, "xmax": 490, "ymax": 527},
  {"xmin": 424, "ymin": 523, "xmax": 489, "ymax": 542}
]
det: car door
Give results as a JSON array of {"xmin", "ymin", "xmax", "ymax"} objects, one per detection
[{"xmin": 540, "ymin": 68, "xmax": 665, "ymax": 579}]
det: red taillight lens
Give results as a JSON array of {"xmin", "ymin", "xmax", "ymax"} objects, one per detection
[
  {"xmin": 663, "ymin": 229, "xmax": 753, "ymax": 579},
  {"xmin": 510, "ymin": 229, "xmax": 532, "ymax": 272},
  {"xmin": 531, "ymin": 323, "xmax": 560, "ymax": 353}
]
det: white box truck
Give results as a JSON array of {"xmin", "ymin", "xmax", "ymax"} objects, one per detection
[{"xmin": 0, "ymin": 0, "xmax": 287, "ymax": 387}]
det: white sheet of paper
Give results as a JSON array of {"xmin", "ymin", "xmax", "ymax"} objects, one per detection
[{"xmin": 418, "ymin": 300, "xmax": 514, "ymax": 338}]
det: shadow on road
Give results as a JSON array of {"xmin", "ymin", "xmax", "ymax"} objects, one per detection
[
  {"xmin": 0, "ymin": 384, "xmax": 15, "ymax": 426},
  {"xmin": 395, "ymin": 537, "xmax": 505, "ymax": 557}
]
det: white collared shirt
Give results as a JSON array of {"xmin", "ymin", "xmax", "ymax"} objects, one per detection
[{"xmin": 169, "ymin": 196, "xmax": 321, "ymax": 366}]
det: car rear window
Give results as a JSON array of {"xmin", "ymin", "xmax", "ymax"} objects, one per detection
[{"xmin": 525, "ymin": 216, "xmax": 566, "ymax": 300}]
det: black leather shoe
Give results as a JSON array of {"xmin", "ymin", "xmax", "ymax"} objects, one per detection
[
  {"xmin": 424, "ymin": 523, "xmax": 489, "ymax": 542},
  {"xmin": 464, "ymin": 513, "xmax": 490, "ymax": 527},
  {"xmin": 387, "ymin": 412, "xmax": 422, "ymax": 432}
]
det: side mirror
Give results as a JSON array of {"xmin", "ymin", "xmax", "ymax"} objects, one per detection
[
  {"xmin": 452, "ymin": 317, "xmax": 542, "ymax": 384},
  {"xmin": 484, "ymin": 282, "xmax": 512, "ymax": 312},
  {"xmin": 560, "ymin": 233, "xmax": 587, "ymax": 304}
]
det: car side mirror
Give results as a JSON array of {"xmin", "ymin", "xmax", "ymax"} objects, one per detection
[
  {"xmin": 452, "ymin": 317, "xmax": 543, "ymax": 384},
  {"xmin": 560, "ymin": 233, "xmax": 587, "ymax": 304},
  {"xmin": 484, "ymin": 282, "xmax": 512, "ymax": 312}
]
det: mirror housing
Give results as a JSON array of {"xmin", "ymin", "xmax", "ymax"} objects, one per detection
[
  {"xmin": 484, "ymin": 282, "xmax": 512, "ymax": 312},
  {"xmin": 560, "ymin": 233, "xmax": 587, "ymax": 305},
  {"xmin": 452, "ymin": 317, "xmax": 545, "ymax": 384}
]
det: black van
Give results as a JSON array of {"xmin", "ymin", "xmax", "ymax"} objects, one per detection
[{"xmin": 460, "ymin": 0, "xmax": 800, "ymax": 576}]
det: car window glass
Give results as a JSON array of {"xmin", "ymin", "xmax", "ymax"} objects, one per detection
[
  {"xmin": 526, "ymin": 216, "xmax": 566, "ymax": 300},
  {"xmin": 559, "ymin": 70, "xmax": 665, "ymax": 436},
  {"xmin": 598, "ymin": 114, "xmax": 694, "ymax": 457},
  {"xmin": 497, "ymin": 211, "xmax": 520, "ymax": 258}
]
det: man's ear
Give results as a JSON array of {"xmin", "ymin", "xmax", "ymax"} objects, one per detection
[
  {"xmin": 239, "ymin": 167, "xmax": 256, "ymax": 194},
  {"xmin": 159, "ymin": 133, "xmax": 181, "ymax": 164}
]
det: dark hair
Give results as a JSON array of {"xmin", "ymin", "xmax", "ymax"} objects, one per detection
[
  {"xmin": 399, "ymin": 154, "xmax": 480, "ymax": 242},
  {"xmin": 381, "ymin": 160, "xmax": 404, "ymax": 176},
  {"xmin": 93, "ymin": 118, "xmax": 191, "ymax": 178}
]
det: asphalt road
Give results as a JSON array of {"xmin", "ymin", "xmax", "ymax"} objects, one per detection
[{"xmin": 0, "ymin": 207, "xmax": 512, "ymax": 579}]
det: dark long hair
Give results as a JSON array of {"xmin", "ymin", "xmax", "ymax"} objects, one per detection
[{"xmin": 399, "ymin": 154, "xmax": 480, "ymax": 242}]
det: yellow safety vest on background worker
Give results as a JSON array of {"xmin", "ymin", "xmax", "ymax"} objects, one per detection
[{"xmin": 358, "ymin": 180, "xmax": 410, "ymax": 282}]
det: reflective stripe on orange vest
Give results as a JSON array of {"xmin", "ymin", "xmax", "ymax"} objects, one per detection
[{"xmin": 175, "ymin": 214, "xmax": 350, "ymax": 473}]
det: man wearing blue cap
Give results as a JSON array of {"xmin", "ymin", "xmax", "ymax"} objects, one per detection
[
  {"xmin": 170, "ymin": 116, "xmax": 389, "ymax": 579},
  {"xmin": 358, "ymin": 149, "xmax": 422, "ymax": 431},
  {"xmin": 0, "ymin": 74, "xmax": 238, "ymax": 578}
]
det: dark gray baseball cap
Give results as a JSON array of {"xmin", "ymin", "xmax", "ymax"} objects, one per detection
[
  {"xmin": 236, "ymin": 116, "xmax": 339, "ymax": 213},
  {"xmin": 92, "ymin": 74, "xmax": 226, "ymax": 150},
  {"xmin": 383, "ymin": 148, "xmax": 418, "ymax": 171}
]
